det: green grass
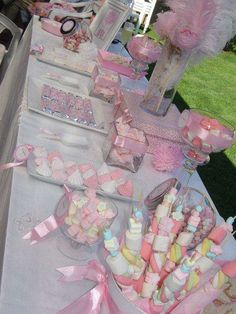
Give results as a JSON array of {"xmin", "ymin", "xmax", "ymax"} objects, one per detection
[{"xmin": 173, "ymin": 52, "xmax": 236, "ymax": 219}]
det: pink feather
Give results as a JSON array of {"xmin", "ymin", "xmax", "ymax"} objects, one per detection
[
  {"xmin": 175, "ymin": 0, "xmax": 216, "ymax": 33},
  {"xmin": 155, "ymin": 0, "xmax": 216, "ymax": 51}
]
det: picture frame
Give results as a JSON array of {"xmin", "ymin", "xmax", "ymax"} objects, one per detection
[{"xmin": 89, "ymin": 0, "xmax": 132, "ymax": 50}]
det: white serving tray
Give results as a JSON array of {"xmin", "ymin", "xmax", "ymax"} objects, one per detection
[
  {"xmin": 27, "ymin": 154, "xmax": 138, "ymax": 202},
  {"xmin": 36, "ymin": 54, "xmax": 95, "ymax": 77},
  {"xmin": 27, "ymin": 76, "xmax": 113, "ymax": 134}
]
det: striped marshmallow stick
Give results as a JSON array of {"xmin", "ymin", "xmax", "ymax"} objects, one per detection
[
  {"xmin": 183, "ymin": 216, "xmax": 235, "ymax": 293},
  {"xmin": 141, "ymin": 188, "xmax": 178, "ymax": 263},
  {"xmin": 151, "ymin": 256, "xmax": 197, "ymax": 313},
  {"xmin": 141, "ymin": 216, "xmax": 174, "ymax": 298}
]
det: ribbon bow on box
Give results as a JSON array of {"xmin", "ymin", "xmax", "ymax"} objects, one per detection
[{"xmin": 57, "ymin": 260, "xmax": 122, "ymax": 314}]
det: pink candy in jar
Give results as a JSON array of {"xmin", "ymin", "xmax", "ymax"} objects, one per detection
[
  {"xmin": 179, "ymin": 109, "xmax": 235, "ymax": 156},
  {"xmin": 103, "ymin": 119, "xmax": 149, "ymax": 172},
  {"xmin": 60, "ymin": 18, "xmax": 92, "ymax": 53}
]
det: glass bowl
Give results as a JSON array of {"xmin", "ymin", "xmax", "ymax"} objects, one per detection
[
  {"xmin": 172, "ymin": 187, "xmax": 216, "ymax": 249},
  {"xmin": 179, "ymin": 109, "xmax": 235, "ymax": 156},
  {"xmin": 127, "ymin": 35, "xmax": 162, "ymax": 64},
  {"xmin": 55, "ymin": 189, "xmax": 118, "ymax": 260}
]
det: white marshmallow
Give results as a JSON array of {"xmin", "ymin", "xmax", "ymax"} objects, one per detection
[
  {"xmin": 100, "ymin": 180, "xmax": 117, "ymax": 194},
  {"xmin": 176, "ymin": 232, "xmax": 194, "ymax": 246},
  {"xmin": 152, "ymin": 235, "xmax": 170, "ymax": 252},
  {"xmin": 106, "ymin": 253, "xmax": 129, "ymax": 275},
  {"xmin": 67, "ymin": 169, "xmax": 83, "ymax": 186},
  {"xmin": 125, "ymin": 230, "xmax": 142, "ymax": 252},
  {"xmin": 195, "ymin": 256, "xmax": 215, "ymax": 273},
  {"xmin": 155, "ymin": 205, "xmax": 169, "ymax": 219},
  {"xmin": 36, "ymin": 161, "xmax": 52, "ymax": 177},
  {"xmin": 141, "ymin": 282, "xmax": 156, "ymax": 298}
]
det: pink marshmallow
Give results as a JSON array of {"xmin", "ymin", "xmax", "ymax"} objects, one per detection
[
  {"xmin": 67, "ymin": 224, "xmax": 80, "ymax": 237},
  {"xmin": 48, "ymin": 151, "xmax": 63, "ymax": 163},
  {"xmin": 110, "ymin": 169, "xmax": 124, "ymax": 180}
]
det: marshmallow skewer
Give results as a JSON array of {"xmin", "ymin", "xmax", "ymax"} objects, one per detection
[
  {"xmin": 141, "ymin": 216, "xmax": 174, "ymax": 298},
  {"xmin": 140, "ymin": 189, "xmax": 178, "ymax": 298},
  {"xmin": 104, "ymin": 229, "xmax": 129, "ymax": 276},
  {"xmin": 122, "ymin": 208, "xmax": 144, "ymax": 267},
  {"xmin": 169, "ymin": 261, "xmax": 236, "ymax": 314},
  {"xmin": 151, "ymin": 256, "xmax": 198, "ymax": 313},
  {"xmin": 160, "ymin": 205, "xmax": 203, "ymax": 282},
  {"xmin": 141, "ymin": 188, "xmax": 178, "ymax": 263},
  {"xmin": 160, "ymin": 216, "xmax": 235, "ymax": 313}
]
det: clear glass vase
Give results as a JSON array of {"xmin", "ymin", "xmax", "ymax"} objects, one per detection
[{"xmin": 140, "ymin": 41, "xmax": 191, "ymax": 116}]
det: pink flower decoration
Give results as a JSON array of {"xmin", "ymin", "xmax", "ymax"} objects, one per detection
[
  {"xmin": 152, "ymin": 142, "xmax": 183, "ymax": 172},
  {"xmin": 173, "ymin": 27, "xmax": 200, "ymax": 50}
]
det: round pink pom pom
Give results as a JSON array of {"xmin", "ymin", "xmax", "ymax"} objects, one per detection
[{"xmin": 152, "ymin": 142, "xmax": 183, "ymax": 172}]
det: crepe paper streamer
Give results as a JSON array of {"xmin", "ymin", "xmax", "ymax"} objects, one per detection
[
  {"xmin": 57, "ymin": 260, "xmax": 122, "ymax": 314},
  {"xmin": 0, "ymin": 144, "xmax": 34, "ymax": 171}
]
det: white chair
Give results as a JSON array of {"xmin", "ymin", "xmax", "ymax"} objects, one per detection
[
  {"xmin": 132, "ymin": 0, "xmax": 157, "ymax": 33},
  {"xmin": 0, "ymin": 13, "xmax": 22, "ymax": 83}
]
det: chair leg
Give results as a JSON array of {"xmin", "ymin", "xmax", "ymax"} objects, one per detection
[
  {"xmin": 136, "ymin": 12, "xmax": 145, "ymax": 33},
  {"xmin": 144, "ymin": 12, "xmax": 152, "ymax": 33}
]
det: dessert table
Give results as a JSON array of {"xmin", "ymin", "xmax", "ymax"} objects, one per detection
[{"xmin": 0, "ymin": 16, "xmax": 235, "ymax": 314}]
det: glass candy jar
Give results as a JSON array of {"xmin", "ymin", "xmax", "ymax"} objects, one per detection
[
  {"xmin": 140, "ymin": 41, "xmax": 190, "ymax": 116},
  {"xmin": 103, "ymin": 120, "xmax": 149, "ymax": 172},
  {"xmin": 89, "ymin": 65, "xmax": 121, "ymax": 103},
  {"xmin": 60, "ymin": 18, "xmax": 92, "ymax": 52}
]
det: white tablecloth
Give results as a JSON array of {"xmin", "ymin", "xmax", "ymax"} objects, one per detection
[{"xmin": 0, "ymin": 16, "xmax": 235, "ymax": 314}]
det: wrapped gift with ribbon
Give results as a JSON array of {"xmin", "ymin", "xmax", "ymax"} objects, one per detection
[
  {"xmin": 57, "ymin": 260, "xmax": 122, "ymax": 314},
  {"xmin": 97, "ymin": 49, "xmax": 147, "ymax": 79},
  {"xmin": 103, "ymin": 117, "xmax": 149, "ymax": 172}
]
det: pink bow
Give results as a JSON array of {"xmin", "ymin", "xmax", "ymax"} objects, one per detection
[
  {"xmin": 57, "ymin": 260, "xmax": 122, "ymax": 314},
  {"xmin": 116, "ymin": 108, "xmax": 133, "ymax": 125}
]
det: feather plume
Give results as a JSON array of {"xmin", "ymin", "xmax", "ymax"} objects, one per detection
[{"xmin": 154, "ymin": 0, "xmax": 236, "ymax": 61}]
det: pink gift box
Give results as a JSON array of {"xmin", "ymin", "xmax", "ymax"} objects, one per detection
[
  {"xmin": 103, "ymin": 122, "xmax": 149, "ymax": 173},
  {"xmin": 41, "ymin": 18, "xmax": 62, "ymax": 37},
  {"xmin": 89, "ymin": 65, "xmax": 121, "ymax": 103},
  {"xmin": 97, "ymin": 50, "xmax": 147, "ymax": 79}
]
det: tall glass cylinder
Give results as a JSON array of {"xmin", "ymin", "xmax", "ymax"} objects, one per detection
[{"xmin": 140, "ymin": 41, "xmax": 191, "ymax": 116}]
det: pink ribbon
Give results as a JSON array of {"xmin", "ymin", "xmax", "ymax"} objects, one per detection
[
  {"xmin": 0, "ymin": 144, "xmax": 34, "ymax": 171},
  {"xmin": 57, "ymin": 260, "xmax": 122, "ymax": 314},
  {"xmin": 0, "ymin": 161, "xmax": 25, "ymax": 171},
  {"xmin": 23, "ymin": 186, "xmax": 71, "ymax": 244},
  {"xmin": 112, "ymin": 121, "xmax": 148, "ymax": 154},
  {"xmin": 23, "ymin": 214, "xmax": 64, "ymax": 244}
]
